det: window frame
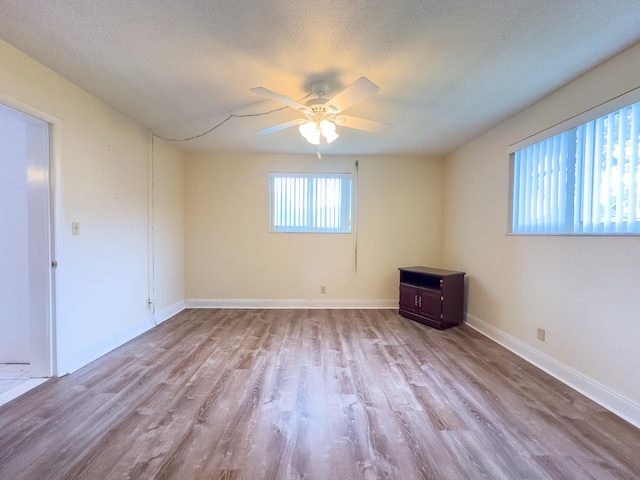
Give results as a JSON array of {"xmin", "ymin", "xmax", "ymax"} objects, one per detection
[
  {"xmin": 269, "ymin": 172, "xmax": 353, "ymax": 234},
  {"xmin": 508, "ymin": 87, "xmax": 640, "ymax": 236}
]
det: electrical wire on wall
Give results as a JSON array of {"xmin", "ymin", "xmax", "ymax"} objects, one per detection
[
  {"xmin": 354, "ymin": 159, "xmax": 359, "ymax": 273},
  {"xmin": 146, "ymin": 95, "xmax": 311, "ymax": 322},
  {"xmin": 148, "ymin": 134, "xmax": 157, "ymax": 325}
]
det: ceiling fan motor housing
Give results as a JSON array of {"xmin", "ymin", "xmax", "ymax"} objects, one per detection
[
  {"xmin": 304, "ymin": 81, "xmax": 338, "ymax": 118},
  {"xmin": 305, "ymin": 100, "xmax": 336, "ymax": 115}
]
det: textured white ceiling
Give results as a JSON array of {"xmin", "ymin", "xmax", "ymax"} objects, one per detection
[{"xmin": 1, "ymin": 0, "xmax": 640, "ymax": 156}]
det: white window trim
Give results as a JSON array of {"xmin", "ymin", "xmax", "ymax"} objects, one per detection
[
  {"xmin": 508, "ymin": 87, "xmax": 640, "ymax": 236},
  {"xmin": 509, "ymin": 85, "xmax": 640, "ymax": 154},
  {"xmin": 269, "ymin": 172, "xmax": 353, "ymax": 234}
]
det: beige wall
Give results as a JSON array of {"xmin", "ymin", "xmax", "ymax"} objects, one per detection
[
  {"xmin": 151, "ymin": 138, "xmax": 185, "ymax": 311},
  {"xmin": 0, "ymin": 39, "xmax": 185, "ymax": 374},
  {"xmin": 443, "ymin": 42, "xmax": 640, "ymax": 413},
  {"xmin": 185, "ymin": 152, "xmax": 443, "ymax": 304}
]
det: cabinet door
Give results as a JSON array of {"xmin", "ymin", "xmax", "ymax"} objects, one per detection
[
  {"xmin": 418, "ymin": 288, "xmax": 442, "ymax": 320},
  {"xmin": 399, "ymin": 284, "xmax": 419, "ymax": 313}
]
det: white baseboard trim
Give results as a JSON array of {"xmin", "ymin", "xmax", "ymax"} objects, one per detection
[
  {"xmin": 185, "ymin": 298, "xmax": 398, "ymax": 309},
  {"xmin": 465, "ymin": 312, "xmax": 640, "ymax": 429},
  {"xmin": 60, "ymin": 300, "xmax": 186, "ymax": 375},
  {"xmin": 152, "ymin": 299, "xmax": 186, "ymax": 325},
  {"xmin": 0, "ymin": 378, "xmax": 49, "ymax": 406}
]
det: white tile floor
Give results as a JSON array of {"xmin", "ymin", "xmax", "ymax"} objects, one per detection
[{"xmin": 0, "ymin": 364, "xmax": 48, "ymax": 406}]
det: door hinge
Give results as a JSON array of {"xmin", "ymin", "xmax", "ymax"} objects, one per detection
[{"xmin": 51, "ymin": 260, "xmax": 58, "ymax": 268}]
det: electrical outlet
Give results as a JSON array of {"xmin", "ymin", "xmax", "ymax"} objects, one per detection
[
  {"xmin": 320, "ymin": 286, "xmax": 326, "ymax": 294},
  {"xmin": 537, "ymin": 328, "xmax": 546, "ymax": 342}
]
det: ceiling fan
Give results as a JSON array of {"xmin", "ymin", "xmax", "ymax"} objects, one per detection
[{"xmin": 250, "ymin": 77, "xmax": 392, "ymax": 146}]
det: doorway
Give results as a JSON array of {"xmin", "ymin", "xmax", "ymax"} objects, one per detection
[{"xmin": 0, "ymin": 103, "xmax": 55, "ymax": 391}]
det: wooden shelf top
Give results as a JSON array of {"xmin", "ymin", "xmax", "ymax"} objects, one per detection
[{"xmin": 399, "ymin": 266, "xmax": 465, "ymax": 277}]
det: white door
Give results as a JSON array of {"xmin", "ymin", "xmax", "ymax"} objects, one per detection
[{"xmin": 0, "ymin": 103, "xmax": 54, "ymax": 377}]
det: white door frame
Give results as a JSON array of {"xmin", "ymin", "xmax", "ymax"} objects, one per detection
[{"xmin": 1, "ymin": 100, "xmax": 57, "ymax": 377}]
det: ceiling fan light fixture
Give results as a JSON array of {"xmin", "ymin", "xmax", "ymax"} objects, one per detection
[
  {"xmin": 299, "ymin": 119, "xmax": 339, "ymax": 145},
  {"xmin": 299, "ymin": 120, "xmax": 321, "ymax": 145},
  {"xmin": 320, "ymin": 119, "xmax": 339, "ymax": 143}
]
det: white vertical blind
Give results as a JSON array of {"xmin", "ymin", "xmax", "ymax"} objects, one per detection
[
  {"xmin": 512, "ymin": 100, "xmax": 640, "ymax": 234},
  {"xmin": 270, "ymin": 173, "xmax": 352, "ymax": 233}
]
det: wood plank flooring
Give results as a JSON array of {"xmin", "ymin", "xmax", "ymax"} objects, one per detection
[{"xmin": 1, "ymin": 308, "xmax": 639, "ymax": 479}]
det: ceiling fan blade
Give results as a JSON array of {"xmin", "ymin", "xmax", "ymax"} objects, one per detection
[
  {"xmin": 326, "ymin": 77, "xmax": 380, "ymax": 113},
  {"xmin": 250, "ymin": 87, "xmax": 310, "ymax": 114},
  {"xmin": 336, "ymin": 115, "xmax": 392, "ymax": 134},
  {"xmin": 255, "ymin": 118, "xmax": 306, "ymax": 136}
]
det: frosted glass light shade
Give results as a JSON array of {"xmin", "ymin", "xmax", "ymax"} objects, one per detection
[
  {"xmin": 299, "ymin": 119, "xmax": 339, "ymax": 145},
  {"xmin": 320, "ymin": 120, "xmax": 339, "ymax": 143},
  {"xmin": 299, "ymin": 121, "xmax": 320, "ymax": 145}
]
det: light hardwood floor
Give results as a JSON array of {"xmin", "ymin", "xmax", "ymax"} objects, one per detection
[{"xmin": 1, "ymin": 309, "xmax": 639, "ymax": 479}]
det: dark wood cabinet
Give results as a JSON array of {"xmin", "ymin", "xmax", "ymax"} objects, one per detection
[{"xmin": 398, "ymin": 266, "xmax": 465, "ymax": 329}]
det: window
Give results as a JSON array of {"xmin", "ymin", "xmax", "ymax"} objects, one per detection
[
  {"xmin": 511, "ymin": 100, "xmax": 640, "ymax": 234},
  {"xmin": 269, "ymin": 173, "xmax": 352, "ymax": 233}
]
